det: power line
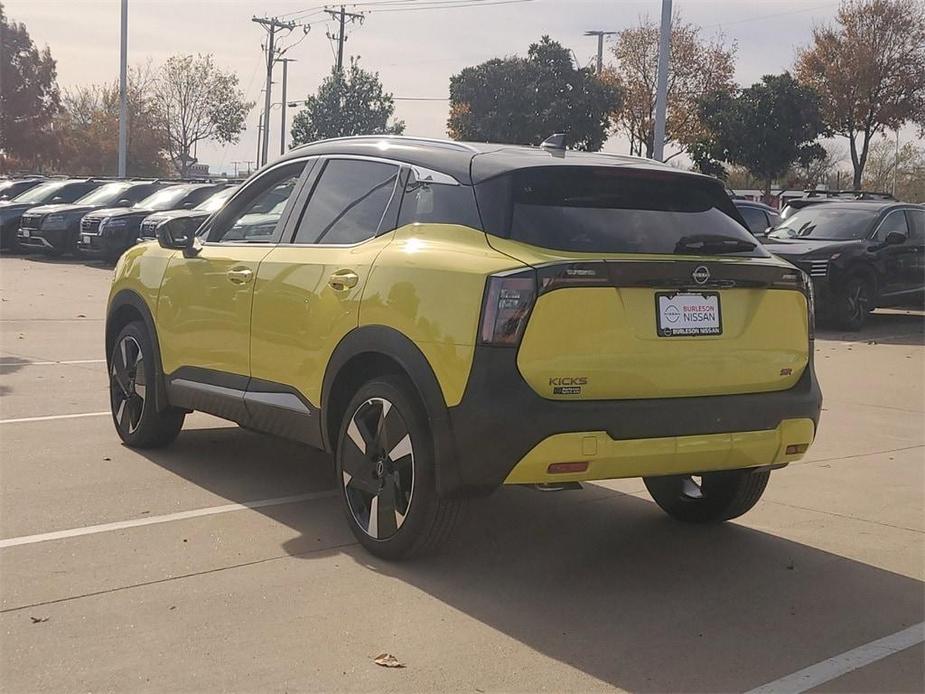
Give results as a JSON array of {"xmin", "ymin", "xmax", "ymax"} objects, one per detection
[{"xmin": 364, "ymin": 0, "xmax": 535, "ymax": 13}]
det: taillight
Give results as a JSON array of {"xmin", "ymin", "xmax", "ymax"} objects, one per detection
[
  {"xmin": 797, "ymin": 269, "xmax": 816, "ymax": 341},
  {"xmin": 479, "ymin": 269, "xmax": 536, "ymax": 346}
]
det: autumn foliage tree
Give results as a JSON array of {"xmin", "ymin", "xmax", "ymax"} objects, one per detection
[
  {"xmin": 796, "ymin": 0, "xmax": 925, "ymax": 189},
  {"xmin": 448, "ymin": 37, "xmax": 621, "ymax": 151},
  {"xmin": 0, "ymin": 6, "xmax": 60, "ymax": 171},
  {"xmin": 55, "ymin": 66, "xmax": 169, "ymax": 176},
  {"xmin": 608, "ymin": 12, "xmax": 736, "ymax": 159}
]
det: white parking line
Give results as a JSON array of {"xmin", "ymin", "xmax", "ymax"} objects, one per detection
[
  {"xmin": 0, "ymin": 359, "xmax": 106, "ymax": 366},
  {"xmin": 745, "ymin": 622, "xmax": 925, "ymax": 694},
  {"xmin": 0, "ymin": 411, "xmax": 111, "ymax": 425},
  {"xmin": 0, "ymin": 491, "xmax": 339, "ymax": 549}
]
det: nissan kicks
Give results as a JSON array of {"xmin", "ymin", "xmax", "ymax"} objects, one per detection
[{"xmin": 106, "ymin": 136, "xmax": 822, "ymax": 559}]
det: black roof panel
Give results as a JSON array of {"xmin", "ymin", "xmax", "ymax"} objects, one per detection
[{"xmin": 283, "ymin": 135, "xmax": 695, "ymax": 185}]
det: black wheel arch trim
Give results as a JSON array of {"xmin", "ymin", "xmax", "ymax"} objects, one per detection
[
  {"xmin": 321, "ymin": 325, "xmax": 464, "ymax": 497},
  {"xmin": 106, "ymin": 289, "xmax": 170, "ymax": 413}
]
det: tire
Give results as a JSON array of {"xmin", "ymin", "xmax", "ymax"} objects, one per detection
[
  {"xmin": 109, "ymin": 321, "xmax": 185, "ymax": 448},
  {"xmin": 643, "ymin": 468, "xmax": 771, "ymax": 523},
  {"xmin": 335, "ymin": 375, "xmax": 464, "ymax": 560},
  {"xmin": 832, "ymin": 273, "xmax": 874, "ymax": 330}
]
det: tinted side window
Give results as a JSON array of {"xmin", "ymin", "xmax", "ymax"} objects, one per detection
[
  {"xmin": 398, "ymin": 179, "xmax": 481, "ymax": 229},
  {"xmin": 293, "ymin": 159, "xmax": 398, "ymax": 245},
  {"xmin": 739, "ymin": 206, "xmax": 769, "ymax": 234},
  {"xmin": 210, "ymin": 162, "xmax": 306, "ymax": 243},
  {"xmin": 873, "ymin": 210, "xmax": 909, "ymax": 241},
  {"xmin": 60, "ymin": 183, "xmax": 98, "ymax": 202},
  {"xmin": 905, "ymin": 210, "xmax": 924, "ymax": 243}
]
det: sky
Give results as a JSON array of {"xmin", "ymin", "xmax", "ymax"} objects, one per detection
[{"xmin": 6, "ymin": 0, "xmax": 910, "ymax": 175}]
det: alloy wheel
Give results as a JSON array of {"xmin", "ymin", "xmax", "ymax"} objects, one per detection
[
  {"xmin": 341, "ymin": 397, "xmax": 415, "ymax": 540},
  {"xmin": 847, "ymin": 281, "xmax": 870, "ymax": 321},
  {"xmin": 110, "ymin": 335, "xmax": 146, "ymax": 434}
]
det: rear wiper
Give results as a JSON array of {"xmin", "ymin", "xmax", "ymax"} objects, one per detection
[{"xmin": 674, "ymin": 234, "xmax": 757, "ymax": 254}]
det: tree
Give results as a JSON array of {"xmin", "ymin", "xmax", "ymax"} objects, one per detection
[
  {"xmin": 693, "ymin": 73, "xmax": 828, "ymax": 201},
  {"xmin": 290, "ymin": 58, "xmax": 404, "ymax": 145},
  {"xmin": 447, "ymin": 36, "xmax": 621, "ymax": 151},
  {"xmin": 153, "ymin": 54, "xmax": 252, "ymax": 177},
  {"xmin": 56, "ymin": 65, "xmax": 169, "ymax": 176},
  {"xmin": 786, "ymin": 143, "xmax": 846, "ymax": 190},
  {"xmin": 861, "ymin": 136, "xmax": 925, "ymax": 202},
  {"xmin": 796, "ymin": 0, "xmax": 925, "ymax": 189},
  {"xmin": 608, "ymin": 12, "xmax": 736, "ymax": 159},
  {"xmin": 0, "ymin": 6, "xmax": 60, "ymax": 171}
]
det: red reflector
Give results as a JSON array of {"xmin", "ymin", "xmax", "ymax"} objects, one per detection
[
  {"xmin": 547, "ymin": 462, "xmax": 589, "ymax": 474},
  {"xmin": 785, "ymin": 444, "xmax": 809, "ymax": 455}
]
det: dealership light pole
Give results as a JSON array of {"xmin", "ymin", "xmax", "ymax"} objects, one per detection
[
  {"xmin": 118, "ymin": 0, "xmax": 128, "ymax": 178},
  {"xmin": 584, "ymin": 30, "xmax": 616, "ymax": 75},
  {"xmin": 278, "ymin": 58, "xmax": 296, "ymax": 155},
  {"xmin": 652, "ymin": 0, "xmax": 672, "ymax": 162}
]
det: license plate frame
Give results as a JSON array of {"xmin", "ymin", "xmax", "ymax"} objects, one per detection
[
  {"xmin": 21, "ymin": 229, "xmax": 30, "ymax": 238},
  {"xmin": 655, "ymin": 291, "xmax": 723, "ymax": 337},
  {"xmin": 81, "ymin": 234, "xmax": 91, "ymax": 245}
]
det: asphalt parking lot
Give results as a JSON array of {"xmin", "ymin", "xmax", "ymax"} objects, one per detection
[{"xmin": 1, "ymin": 254, "xmax": 923, "ymax": 693}]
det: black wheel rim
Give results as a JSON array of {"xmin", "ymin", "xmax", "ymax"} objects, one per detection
[
  {"xmin": 340, "ymin": 397, "xmax": 415, "ymax": 540},
  {"xmin": 847, "ymin": 281, "xmax": 870, "ymax": 321},
  {"xmin": 110, "ymin": 335, "xmax": 146, "ymax": 435}
]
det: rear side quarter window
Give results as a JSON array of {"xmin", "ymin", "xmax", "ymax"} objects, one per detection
[{"xmin": 398, "ymin": 170, "xmax": 481, "ymax": 230}]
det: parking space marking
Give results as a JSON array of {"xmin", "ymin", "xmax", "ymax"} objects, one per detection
[
  {"xmin": 0, "ymin": 359, "xmax": 105, "ymax": 366},
  {"xmin": 0, "ymin": 411, "xmax": 110, "ymax": 425},
  {"xmin": 0, "ymin": 491, "xmax": 339, "ymax": 549},
  {"xmin": 745, "ymin": 622, "xmax": 925, "ymax": 694}
]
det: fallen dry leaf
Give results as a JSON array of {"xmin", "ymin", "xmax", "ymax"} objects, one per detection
[{"xmin": 373, "ymin": 653, "xmax": 405, "ymax": 669}]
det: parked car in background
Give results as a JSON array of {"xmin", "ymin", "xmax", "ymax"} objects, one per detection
[
  {"xmin": 18, "ymin": 180, "xmax": 169, "ymax": 256},
  {"xmin": 0, "ymin": 178, "xmax": 106, "ymax": 252},
  {"xmin": 139, "ymin": 185, "xmax": 240, "ymax": 241},
  {"xmin": 780, "ymin": 190, "xmax": 896, "ymax": 220},
  {"xmin": 0, "ymin": 176, "xmax": 46, "ymax": 202},
  {"xmin": 765, "ymin": 201, "xmax": 925, "ymax": 329},
  {"xmin": 79, "ymin": 183, "xmax": 226, "ymax": 261},
  {"xmin": 733, "ymin": 199, "xmax": 781, "ymax": 238}
]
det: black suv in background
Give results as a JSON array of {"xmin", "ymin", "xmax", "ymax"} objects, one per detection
[
  {"xmin": 0, "ymin": 178, "xmax": 106, "ymax": 251},
  {"xmin": 18, "ymin": 180, "xmax": 168, "ymax": 255},
  {"xmin": 0, "ymin": 177, "xmax": 46, "ymax": 202},
  {"xmin": 765, "ymin": 201, "xmax": 924, "ymax": 329},
  {"xmin": 79, "ymin": 183, "xmax": 226, "ymax": 261},
  {"xmin": 733, "ymin": 199, "xmax": 781, "ymax": 237},
  {"xmin": 139, "ymin": 185, "xmax": 239, "ymax": 240}
]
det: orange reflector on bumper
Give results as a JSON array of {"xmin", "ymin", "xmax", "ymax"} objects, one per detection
[
  {"xmin": 547, "ymin": 461, "xmax": 589, "ymax": 474},
  {"xmin": 786, "ymin": 443, "xmax": 809, "ymax": 455}
]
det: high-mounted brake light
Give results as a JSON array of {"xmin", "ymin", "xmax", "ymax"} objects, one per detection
[{"xmin": 479, "ymin": 270, "xmax": 536, "ymax": 346}]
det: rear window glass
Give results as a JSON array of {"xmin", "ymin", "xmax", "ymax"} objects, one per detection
[
  {"xmin": 398, "ymin": 181, "xmax": 481, "ymax": 229},
  {"xmin": 476, "ymin": 167, "xmax": 765, "ymax": 256}
]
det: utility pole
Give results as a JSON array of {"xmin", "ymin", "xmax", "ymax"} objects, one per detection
[
  {"xmin": 252, "ymin": 16, "xmax": 297, "ymax": 166},
  {"xmin": 256, "ymin": 110, "xmax": 263, "ymax": 167},
  {"xmin": 118, "ymin": 0, "xmax": 128, "ymax": 178},
  {"xmin": 892, "ymin": 129, "xmax": 900, "ymax": 197},
  {"xmin": 325, "ymin": 6, "xmax": 364, "ymax": 72},
  {"xmin": 583, "ymin": 30, "xmax": 616, "ymax": 75},
  {"xmin": 652, "ymin": 0, "xmax": 672, "ymax": 161},
  {"xmin": 278, "ymin": 58, "xmax": 296, "ymax": 155}
]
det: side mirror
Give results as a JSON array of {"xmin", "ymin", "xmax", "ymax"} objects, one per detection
[
  {"xmin": 51, "ymin": 196, "xmax": 64, "ymax": 203},
  {"xmin": 182, "ymin": 201, "xmax": 194, "ymax": 209},
  {"xmin": 156, "ymin": 217, "xmax": 196, "ymax": 252},
  {"xmin": 885, "ymin": 230, "xmax": 907, "ymax": 246},
  {"xmin": 117, "ymin": 199, "xmax": 133, "ymax": 207}
]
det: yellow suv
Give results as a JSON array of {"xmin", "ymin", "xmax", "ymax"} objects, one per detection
[{"xmin": 106, "ymin": 136, "xmax": 822, "ymax": 558}]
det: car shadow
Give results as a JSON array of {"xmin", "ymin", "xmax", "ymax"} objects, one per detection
[
  {"xmin": 12, "ymin": 251, "xmax": 114, "ymax": 270},
  {"xmin": 136, "ymin": 425, "xmax": 925, "ymax": 692},
  {"xmin": 817, "ymin": 309, "xmax": 924, "ymax": 346}
]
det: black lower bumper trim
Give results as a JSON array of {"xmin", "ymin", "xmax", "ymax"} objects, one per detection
[{"xmin": 445, "ymin": 346, "xmax": 822, "ymax": 494}]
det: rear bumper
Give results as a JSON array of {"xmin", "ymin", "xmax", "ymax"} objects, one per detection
[{"xmin": 444, "ymin": 346, "xmax": 822, "ymax": 494}]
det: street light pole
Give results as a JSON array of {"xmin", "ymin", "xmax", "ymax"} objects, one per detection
[
  {"xmin": 279, "ymin": 58, "xmax": 296, "ymax": 156},
  {"xmin": 652, "ymin": 0, "xmax": 672, "ymax": 161},
  {"xmin": 118, "ymin": 0, "xmax": 128, "ymax": 177}
]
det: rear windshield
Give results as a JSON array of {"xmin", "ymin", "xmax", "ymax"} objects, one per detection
[{"xmin": 476, "ymin": 167, "xmax": 766, "ymax": 256}]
